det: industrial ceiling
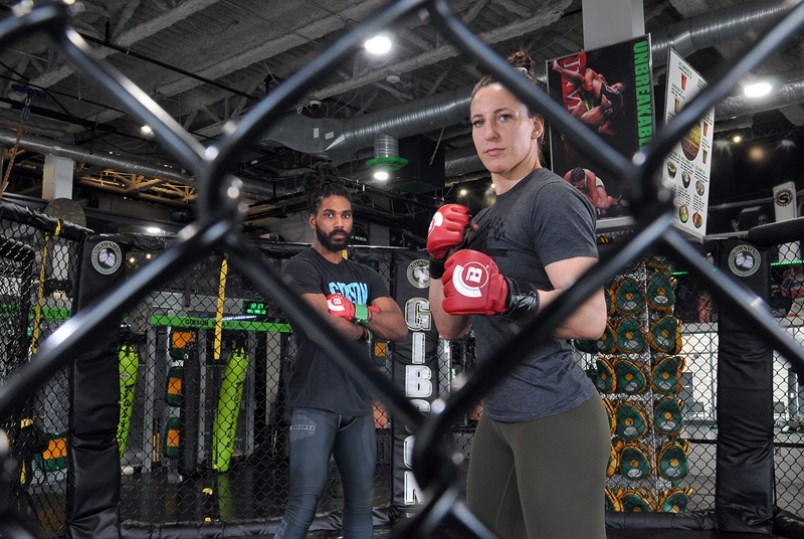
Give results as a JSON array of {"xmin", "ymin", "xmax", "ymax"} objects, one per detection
[{"xmin": 0, "ymin": 0, "xmax": 802, "ymax": 235}]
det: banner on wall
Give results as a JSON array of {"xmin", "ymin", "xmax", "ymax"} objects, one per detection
[
  {"xmin": 663, "ymin": 49, "xmax": 714, "ymax": 240},
  {"xmin": 391, "ymin": 251, "xmax": 439, "ymax": 514},
  {"xmin": 547, "ymin": 35, "xmax": 655, "ymax": 220}
]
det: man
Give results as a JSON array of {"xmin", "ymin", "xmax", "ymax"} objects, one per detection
[{"xmin": 275, "ymin": 167, "xmax": 408, "ymax": 539}]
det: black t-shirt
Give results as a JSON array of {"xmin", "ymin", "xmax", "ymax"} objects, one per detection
[{"xmin": 282, "ymin": 248, "xmax": 389, "ymax": 416}]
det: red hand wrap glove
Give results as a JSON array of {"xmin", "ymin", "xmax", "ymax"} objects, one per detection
[
  {"xmin": 442, "ymin": 250, "xmax": 509, "ymax": 316},
  {"xmin": 326, "ymin": 294, "xmax": 378, "ymax": 325},
  {"xmin": 427, "ymin": 204, "xmax": 471, "ymax": 261}
]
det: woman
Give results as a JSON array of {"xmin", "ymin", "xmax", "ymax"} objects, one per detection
[{"xmin": 427, "ymin": 51, "xmax": 610, "ymax": 538}]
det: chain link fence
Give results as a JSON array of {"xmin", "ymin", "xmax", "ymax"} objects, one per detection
[
  {"xmin": 2, "ymin": 203, "xmax": 804, "ymax": 535},
  {"xmin": 111, "ymin": 242, "xmax": 399, "ymax": 530},
  {"xmin": 1, "ymin": 1, "xmax": 804, "ymax": 537},
  {"xmin": 0, "ymin": 204, "xmax": 83, "ymax": 538}
]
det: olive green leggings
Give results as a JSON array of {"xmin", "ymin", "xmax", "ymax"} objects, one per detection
[{"xmin": 466, "ymin": 394, "xmax": 610, "ymax": 539}]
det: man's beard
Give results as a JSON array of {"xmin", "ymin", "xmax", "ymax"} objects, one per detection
[{"xmin": 316, "ymin": 226, "xmax": 351, "ymax": 252}]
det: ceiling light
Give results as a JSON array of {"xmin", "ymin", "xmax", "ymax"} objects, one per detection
[
  {"xmin": 459, "ymin": 189, "xmax": 468, "ymax": 197},
  {"xmin": 140, "ymin": 124, "xmax": 153, "ymax": 136},
  {"xmin": 146, "ymin": 226, "xmax": 164, "ymax": 235},
  {"xmin": 748, "ymin": 146, "xmax": 765, "ymax": 161},
  {"xmin": 364, "ymin": 34, "xmax": 392, "ymax": 55},
  {"xmin": 744, "ymin": 81, "xmax": 772, "ymax": 98},
  {"xmin": 366, "ymin": 133, "xmax": 408, "ymax": 182},
  {"xmin": 731, "ymin": 134, "xmax": 742, "ymax": 143}
]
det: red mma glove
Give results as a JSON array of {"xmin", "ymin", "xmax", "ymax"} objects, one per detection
[
  {"xmin": 442, "ymin": 250, "xmax": 508, "ymax": 316},
  {"xmin": 442, "ymin": 250, "xmax": 541, "ymax": 320},
  {"xmin": 427, "ymin": 204, "xmax": 471, "ymax": 261},
  {"xmin": 326, "ymin": 294, "xmax": 378, "ymax": 325}
]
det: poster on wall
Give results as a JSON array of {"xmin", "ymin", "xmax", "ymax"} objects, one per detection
[
  {"xmin": 547, "ymin": 35, "xmax": 655, "ymax": 219},
  {"xmin": 663, "ymin": 49, "xmax": 714, "ymax": 240}
]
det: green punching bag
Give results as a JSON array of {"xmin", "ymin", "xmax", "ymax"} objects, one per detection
[
  {"xmin": 117, "ymin": 344, "xmax": 140, "ymax": 457},
  {"xmin": 212, "ymin": 347, "xmax": 249, "ymax": 472}
]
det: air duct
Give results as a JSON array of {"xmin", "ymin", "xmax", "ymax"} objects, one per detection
[
  {"xmin": 651, "ymin": 0, "xmax": 799, "ymax": 64},
  {"xmin": 259, "ymin": 0, "xmax": 801, "ymax": 166}
]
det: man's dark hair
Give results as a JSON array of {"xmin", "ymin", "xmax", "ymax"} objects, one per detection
[
  {"xmin": 304, "ymin": 163, "xmax": 351, "ymax": 215},
  {"xmin": 570, "ymin": 167, "xmax": 586, "ymax": 183}
]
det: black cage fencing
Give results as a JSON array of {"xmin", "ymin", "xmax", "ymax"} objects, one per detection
[{"xmin": 1, "ymin": 0, "xmax": 804, "ymax": 538}]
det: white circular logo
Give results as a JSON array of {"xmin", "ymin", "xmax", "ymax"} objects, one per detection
[
  {"xmin": 727, "ymin": 244, "xmax": 761, "ymax": 278},
  {"xmin": 453, "ymin": 261, "xmax": 488, "ymax": 298},
  {"xmin": 407, "ymin": 258, "xmax": 431, "ymax": 289},
  {"xmin": 91, "ymin": 240, "xmax": 123, "ymax": 275}
]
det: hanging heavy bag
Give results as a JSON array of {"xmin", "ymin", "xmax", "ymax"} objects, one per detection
[
  {"xmin": 212, "ymin": 347, "xmax": 250, "ymax": 472},
  {"xmin": 165, "ymin": 366, "xmax": 184, "ymax": 407},
  {"xmin": 616, "ymin": 316, "xmax": 646, "ymax": 354},
  {"xmin": 614, "ymin": 358, "xmax": 649, "ymax": 394},
  {"xmin": 117, "ymin": 344, "xmax": 140, "ymax": 457},
  {"xmin": 614, "ymin": 276, "xmax": 645, "ymax": 315},
  {"xmin": 654, "ymin": 397, "xmax": 684, "ymax": 437},
  {"xmin": 651, "ymin": 354, "xmax": 686, "ymax": 395}
]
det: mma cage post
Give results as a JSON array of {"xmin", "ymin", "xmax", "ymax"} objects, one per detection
[{"xmin": 0, "ymin": 0, "xmax": 804, "ymax": 538}]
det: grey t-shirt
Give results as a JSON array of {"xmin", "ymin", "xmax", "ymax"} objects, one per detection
[{"xmin": 467, "ymin": 168, "xmax": 600, "ymax": 422}]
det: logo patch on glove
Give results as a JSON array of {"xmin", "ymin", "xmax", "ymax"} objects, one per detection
[
  {"xmin": 453, "ymin": 262, "xmax": 489, "ymax": 298},
  {"xmin": 327, "ymin": 296, "xmax": 347, "ymax": 312},
  {"xmin": 428, "ymin": 212, "xmax": 444, "ymax": 234}
]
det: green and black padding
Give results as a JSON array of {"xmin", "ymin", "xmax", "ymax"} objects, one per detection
[
  {"xmin": 614, "ymin": 358, "xmax": 648, "ymax": 394},
  {"xmin": 622, "ymin": 489, "xmax": 656, "ymax": 512},
  {"xmin": 117, "ymin": 344, "xmax": 140, "ymax": 457},
  {"xmin": 605, "ymin": 487, "xmax": 624, "ymax": 512},
  {"xmin": 652, "ymin": 354, "xmax": 686, "ymax": 395},
  {"xmin": 615, "ymin": 401, "xmax": 649, "ymax": 441},
  {"xmin": 648, "ymin": 315, "xmax": 682, "ymax": 354},
  {"xmin": 646, "ymin": 255, "xmax": 672, "ymax": 272},
  {"xmin": 607, "ymin": 436, "xmax": 624, "ymax": 477},
  {"xmin": 573, "ymin": 337, "xmax": 599, "ymax": 354},
  {"xmin": 659, "ymin": 487, "xmax": 693, "ymax": 513},
  {"xmin": 596, "ymin": 322, "xmax": 617, "ymax": 354},
  {"xmin": 647, "ymin": 271, "xmax": 677, "ymax": 312},
  {"xmin": 654, "ymin": 397, "xmax": 684, "ymax": 437},
  {"xmin": 657, "ymin": 439, "xmax": 690, "ymax": 481},
  {"xmin": 616, "ymin": 316, "xmax": 646, "ymax": 354},
  {"xmin": 604, "ymin": 282, "xmax": 617, "ymax": 316},
  {"xmin": 614, "ymin": 277, "xmax": 645, "ymax": 315},
  {"xmin": 603, "ymin": 398, "xmax": 617, "ymax": 433},
  {"xmin": 165, "ymin": 366, "xmax": 184, "ymax": 407},
  {"xmin": 620, "ymin": 442, "xmax": 652, "ymax": 480},
  {"xmin": 212, "ymin": 347, "xmax": 250, "ymax": 472},
  {"xmin": 595, "ymin": 357, "xmax": 616, "ymax": 394}
]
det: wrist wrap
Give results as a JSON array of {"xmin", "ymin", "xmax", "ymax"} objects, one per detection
[
  {"xmin": 360, "ymin": 326, "xmax": 374, "ymax": 341},
  {"xmin": 504, "ymin": 278, "xmax": 540, "ymax": 322},
  {"xmin": 354, "ymin": 304, "xmax": 371, "ymax": 325},
  {"xmin": 429, "ymin": 258, "xmax": 445, "ymax": 279}
]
